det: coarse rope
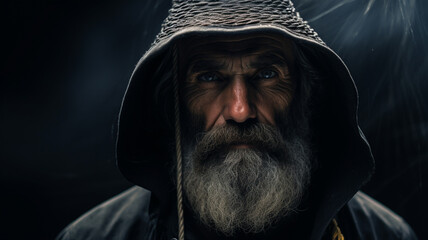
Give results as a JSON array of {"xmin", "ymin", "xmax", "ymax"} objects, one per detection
[
  {"xmin": 173, "ymin": 44, "xmax": 185, "ymax": 240},
  {"xmin": 332, "ymin": 218, "xmax": 344, "ymax": 240}
]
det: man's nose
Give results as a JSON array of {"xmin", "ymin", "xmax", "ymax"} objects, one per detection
[{"xmin": 222, "ymin": 77, "xmax": 256, "ymax": 123}]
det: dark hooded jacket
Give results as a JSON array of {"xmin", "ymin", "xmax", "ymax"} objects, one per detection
[{"xmin": 57, "ymin": 0, "xmax": 417, "ymax": 239}]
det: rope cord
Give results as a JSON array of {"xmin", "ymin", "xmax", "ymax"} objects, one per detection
[
  {"xmin": 172, "ymin": 44, "xmax": 185, "ymax": 240},
  {"xmin": 332, "ymin": 218, "xmax": 344, "ymax": 240}
]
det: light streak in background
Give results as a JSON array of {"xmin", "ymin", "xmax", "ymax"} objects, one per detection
[
  {"xmin": 295, "ymin": 0, "xmax": 426, "ymax": 165},
  {"xmin": 294, "ymin": 0, "xmax": 427, "ymax": 237}
]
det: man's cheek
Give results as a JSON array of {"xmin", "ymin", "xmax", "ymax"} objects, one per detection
[
  {"xmin": 184, "ymin": 84, "xmax": 220, "ymax": 112},
  {"xmin": 256, "ymin": 89, "xmax": 293, "ymax": 118}
]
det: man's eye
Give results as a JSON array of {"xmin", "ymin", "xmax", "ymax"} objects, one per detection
[
  {"xmin": 257, "ymin": 69, "xmax": 277, "ymax": 79},
  {"xmin": 197, "ymin": 72, "xmax": 220, "ymax": 82}
]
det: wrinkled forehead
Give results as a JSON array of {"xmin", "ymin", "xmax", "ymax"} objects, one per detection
[{"xmin": 178, "ymin": 33, "xmax": 296, "ymax": 70}]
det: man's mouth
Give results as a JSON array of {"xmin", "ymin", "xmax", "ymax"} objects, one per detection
[{"xmin": 230, "ymin": 143, "xmax": 252, "ymax": 149}]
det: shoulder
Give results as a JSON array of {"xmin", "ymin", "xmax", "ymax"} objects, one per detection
[
  {"xmin": 56, "ymin": 186, "xmax": 155, "ymax": 240},
  {"xmin": 345, "ymin": 191, "xmax": 417, "ymax": 240}
]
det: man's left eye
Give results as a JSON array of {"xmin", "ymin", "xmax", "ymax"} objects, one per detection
[{"xmin": 257, "ymin": 69, "xmax": 277, "ymax": 79}]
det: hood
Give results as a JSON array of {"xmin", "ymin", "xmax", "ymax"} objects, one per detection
[{"xmin": 116, "ymin": 0, "xmax": 374, "ymax": 239}]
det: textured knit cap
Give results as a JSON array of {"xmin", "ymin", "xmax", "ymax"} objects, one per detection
[{"xmin": 154, "ymin": 0, "xmax": 323, "ymax": 44}]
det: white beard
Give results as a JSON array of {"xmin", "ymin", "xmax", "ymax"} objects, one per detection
[{"xmin": 183, "ymin": 137, "xmax": 311, "ymax": 235}]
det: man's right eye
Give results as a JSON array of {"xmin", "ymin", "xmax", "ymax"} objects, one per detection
[{"xmin": 197, "ymin": 72, "xmax": 220, "ymax": 82}]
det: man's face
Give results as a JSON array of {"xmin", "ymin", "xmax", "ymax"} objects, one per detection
[
  {"xmin": 179, "ymin": 34, "xmax": 311, "ymax": 235},
  {"xmin": 181, "ymin": 35, "xmax": 295, "ymax": 132}
]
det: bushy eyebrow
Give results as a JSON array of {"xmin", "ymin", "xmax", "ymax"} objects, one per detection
[
  {"xmin": 249, "ymin": 52, "xmax": 288, "ymax": 69},
  {"xmin": 187, "ymin": 59, "xmax": 227, "ymax": 73},
  {"xmin": 186, "ymin": 50, "xmax": 289, "ymax": 75}
]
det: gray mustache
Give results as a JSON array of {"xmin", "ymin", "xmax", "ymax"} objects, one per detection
[{"xmin": 192, "ymin": 123, "xmax": 287, "ymax": 165}]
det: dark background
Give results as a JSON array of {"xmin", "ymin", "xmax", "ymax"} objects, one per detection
[{"xmin": 2, "ymin": 0, "xmax": 427, "ymax": 239}]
